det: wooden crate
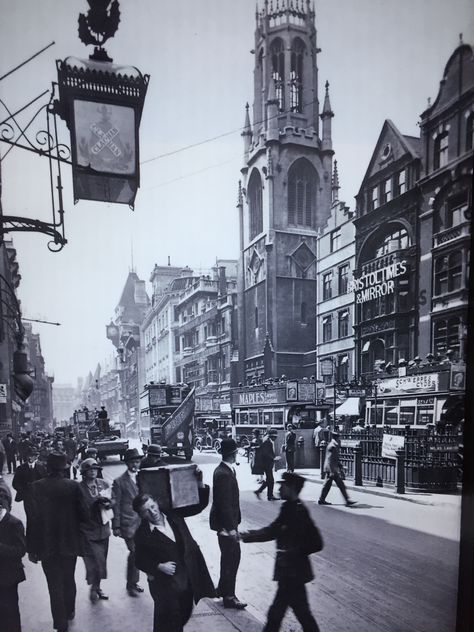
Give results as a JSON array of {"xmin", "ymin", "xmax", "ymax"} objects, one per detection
[{"xmin": 138, "ymin": 464, "xmax": 200, "ymax": 511}]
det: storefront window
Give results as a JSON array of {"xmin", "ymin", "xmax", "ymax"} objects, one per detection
[
  {"xmin": 273, "ymin": 411, "xmax": 284, "ymax": 426},
  {"xmin": 417, "ymin": 407, "xmax": 434, "ymax": 425},
  {"xmin": 399, "ymin": 407, "xmax": 415, "ymax": 425}
]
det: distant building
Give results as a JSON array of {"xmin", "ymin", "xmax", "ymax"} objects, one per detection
[
  {"xmin": 52, "ymin": 383, "xmax": 75, "ymax": 427},
  {"xmin": 22, "ymin": 323, "xmax": 54, "ymax": 433}
]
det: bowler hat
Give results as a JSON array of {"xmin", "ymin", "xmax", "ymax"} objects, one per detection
[
  {"xmin": 277, "ymin": 471, "xmax": 306, "ymax": 493},
  {"xmin": 80, "ymin": 458, "xmax": 102, "ymax": 474},
  {"xmin": 47, "ymin": 452, "xmax": 68, "ymax": 471},
  {"xmin": 268, "ymin": 427, "xmax": 278, "ymax": 436},
  {"xmin": 146, "ymin": 444, "xmax": 162, "ymax": 456},
  {"xmin": 124, "ymin": 448, "xmax": 142, "ymax": 462},
  {"xmin": 218, "ymin": 438, "xmax": 238, "ymax": 457}
]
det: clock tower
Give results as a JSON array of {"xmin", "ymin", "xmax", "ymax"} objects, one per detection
[{"xmin": 237, "ymin": 0, "xmax": 333, "ymax": 382}]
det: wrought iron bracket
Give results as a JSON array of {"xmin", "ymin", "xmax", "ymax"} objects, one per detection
[{"xmin": 0, "ymin": 86, "xmax": 69, "ymax": 252}]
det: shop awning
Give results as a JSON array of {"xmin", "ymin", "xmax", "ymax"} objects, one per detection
[{"xmin": 334, "ymin": 397, "xmax": 360, "ymax": 416}]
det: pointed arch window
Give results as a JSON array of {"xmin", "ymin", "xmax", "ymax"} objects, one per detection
[
  {"xmin": 290, "ymin": 39, "xmax": 305, "ymax": 113},
  {"xmin": 248, "ymin": 169, "xmax": 263, "ymax": 240},
  {"xmin": 287, "ymin": 159, "xmax": 317, "ymax": 227},
  {"xmin": 271, "ymin": 39, "xmax": 285, "ymax": 112}
]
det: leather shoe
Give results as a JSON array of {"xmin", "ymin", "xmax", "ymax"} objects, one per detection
[
  {"xmin": 127, "ymin": 587, "xmax": 139, "ymax": 597},
  {"xmin": 89, "ymin": 587, "xmax": 99, "ymax": 603},
  {"xmin": 318, "ymin": 499, "xmax": 331, "ymax": 505},
  {"xmin": 133, "ymin": 583, "xmax": 144, "ymax": 593},
  {"xmin": 97, "ymin": 589, "xmax": 109, "ymax": 600},
  {"xmin": 346, "ymin": 500, "xmax": 357, "ymax": 507},
  {"xmin": 254, "ymin": 490, "xmax": 261, "ymax": 499},
  {"xmin": 223, "ymin": 596, "xmax": 247, "ymax": 609}
]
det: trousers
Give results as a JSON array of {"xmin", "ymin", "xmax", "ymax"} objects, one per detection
[
  {"xmin": 217, "ymin": 534, "xmax": 241, "ymax": 598},
  {"xmin": 0, "ymin": 584, "xmax": 21, "ymax": 632},
  {"xmin": 257, "ymin": 464, "xmax": 275, "ymax": 498},
  {"xmin": 42, "ymin": 555, "xmax": 77, "ymax": 631},
  {"xmin": 263, "ymin": 580, "xmax": 319, "ymax": 632},
  {"xmin": 319, "ymin": 472, "xmax": 349, "ymax": 502},
  {"xmin": 124, "ymin": 537, "xmax": 139, "ymax": 587},
  {"xmin": 148, "ymin": 578, "xmax": 193, "ymax": 632}
]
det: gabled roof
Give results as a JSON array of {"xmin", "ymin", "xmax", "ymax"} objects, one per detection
[{"xmin": 358, "ymin": 119, "xmax": 421, "ymax": 195}]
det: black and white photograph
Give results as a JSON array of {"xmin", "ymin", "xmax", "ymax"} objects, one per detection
[{"xmin": 0, "ymin": 1, "xmax": 473, "ymax": 631}]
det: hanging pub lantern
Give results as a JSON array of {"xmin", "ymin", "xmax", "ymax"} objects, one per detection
[{"xmin": 55, "ymin": 0, "xmax": 149, "ymax": 208}]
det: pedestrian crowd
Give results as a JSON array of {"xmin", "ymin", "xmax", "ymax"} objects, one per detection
[{"xmin": 0, "ymin": 425, "xmax": 355, "ymax": 632}]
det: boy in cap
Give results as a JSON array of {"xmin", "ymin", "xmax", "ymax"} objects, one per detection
[
  {"xmin": 241, "ymin": 472, "xmax": 323, "ymax": 631},
  {"xmin": 209, "ymin": 438, "xmax": 247, "ymax": 609}
]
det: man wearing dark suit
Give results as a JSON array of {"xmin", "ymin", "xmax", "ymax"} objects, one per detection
[
  {"xmin": 112, "ymin": 447, "xmax": 143, "ymax": 596},
  {"xmin": 241, "ymin": 472, "xmax": 323, "ymax": 632},
  {"xmin": 255, "ymin": 428, "xmax": 278, "ymax": 500},
  {"xmin": 2, "ymin": 434, "xmax": 18, "ymax": 474},
  {"xmin": 209, "ymin": 438, "xmax": 247, "ymax": 609},
  {"xmin": 133, "ymin": 470, "xmax": 215, "ymax": 632},
  {"xmin": 318, "ymin": 431, "xmax": 356, "ymax": 507},
  {"xmin": 0, "ymin": 483, "xmax": 26, "ymax": 632},
  {"xmin": 12, "ymin": 446, "xmax": 45, "ymax": 504},
  {"xmin": 27, "ymin": 452, "xmax": 88, "ymax": 632}
]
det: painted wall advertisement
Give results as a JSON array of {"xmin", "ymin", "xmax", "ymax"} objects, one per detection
[{"xmin": 377, "ymin": 373, "xmax": 439, "ymax": 395}]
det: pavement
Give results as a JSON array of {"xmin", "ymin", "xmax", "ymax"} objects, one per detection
[{"xmin": 1, "ymin": 448, "xmax": 463, "ymax": 631}]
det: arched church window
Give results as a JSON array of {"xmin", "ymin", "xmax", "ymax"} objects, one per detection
[
  {"xmin": 290, "ymin": 38, "xmax": 305, "ymax": 113},
  {"xmin": 287, "ymin": 159, "xmax": 316, "ymax": 227},
  {"xmin": 270, "ymin": 39, "xmax": 285, "ymax": 112},
  {"xmin": 248, "ymin": 169, "xmax": 263, "ymax": 240}
]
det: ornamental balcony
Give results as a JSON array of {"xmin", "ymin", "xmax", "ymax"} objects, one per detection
[{"xmin": 432, "ymin": 221, "xmax": 470, "ymax": 250}]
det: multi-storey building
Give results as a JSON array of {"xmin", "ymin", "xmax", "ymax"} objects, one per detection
[
  {"xmin": 353, "ymin": 119, "xmax": 422, "ymax": 377},
  {"xmin": 418, "ymin": 42, "xmax": 473, "ymax": 362},
  {"xmin": 22, "ymin": 323, "xmax": 54, "ymax": 433},
  {"xmin": 105, "ymin": 271, "xmax": 149, "ymax": 435},
  {"xmin": 173, "ymin": 262, "xmax": 238, "ymax": 389},
  {"xmin": 237, "ymin": 0, "xmax": 333, "ymax": 383},
  {"xmin": 316, "ymin": 162, "xmax": 355, "ymax": 387}
]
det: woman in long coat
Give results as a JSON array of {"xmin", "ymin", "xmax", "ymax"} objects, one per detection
[{"xmin": 79, "ymin": 458, "xmax": 113, "ymax": 602}]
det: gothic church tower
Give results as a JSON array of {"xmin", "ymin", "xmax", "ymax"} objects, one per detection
[{"xmin": 237, "ymin": 0, "xmax": 334, "ymax": 382}]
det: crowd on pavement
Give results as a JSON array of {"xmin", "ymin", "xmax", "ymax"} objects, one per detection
[{"xmin": 0, "ymin": 424, "xmax": 356, "ymax": 632}]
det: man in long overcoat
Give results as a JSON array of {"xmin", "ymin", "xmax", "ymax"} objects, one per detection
[
  {"xmin": 112, "ymin": 447, "xmax": 143, "ymax": 596},
  {"xmin": 2, "ymin": 433, "xmax": 18, "ymax": 473},
  {"xmin": 12, "ymin": 446, "xmax": 45, "ymax": 504},
  {"xmin": 27, "ymin": 452, "xmax": 88, "ymax": 632},
  {"xmin": 209, "ymin": 438, "xmax": 246, "ymax": 609},
  {"xmin": 318, "ymin": 431, "xmax": 356, "ymax": 506},
  {"xmin": 133, "ymin": 469, "xmax": 215, "ymax": 631},
  {"xmin": 241, "ymin": 472, "xmax": 323, "ymax": 631}
]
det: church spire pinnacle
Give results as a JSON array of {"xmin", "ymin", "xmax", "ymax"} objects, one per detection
[
  {"xmin": 331, "ymin": 159, "xmax": 340, "ymax": 202},
  {"xmin": 242, "ymin": 102, "xmax": 253, "ymax": 162}
]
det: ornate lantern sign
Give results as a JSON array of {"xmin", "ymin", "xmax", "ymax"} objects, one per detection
[{"xmin": 56, "ymin": 1, "xmax": 149, "ymax": 207}]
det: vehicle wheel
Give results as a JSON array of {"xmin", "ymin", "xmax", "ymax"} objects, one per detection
[
  {"xmin": 195, "ymin": 438, "xmax": 203, "ymax": 452},
  {"xmin": 213, "ymin": 439, "xmax": 222, "ymax": 453}
]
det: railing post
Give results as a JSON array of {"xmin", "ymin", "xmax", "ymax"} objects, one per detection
[
  {"xmin": 353, "ymin": 445, "xmax": 363, "ymax": 486},
  {"xmin": 395, "ymin": 448, "xmax": 405, "ymax": 494},
  {"xmin": 320, "ymin": 441, "xmax": 327, "ymax": 479}
]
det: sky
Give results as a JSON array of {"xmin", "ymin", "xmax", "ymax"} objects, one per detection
[{"xmin": 0, "ymin": 0, "xmax": 473, "ymax": 385}]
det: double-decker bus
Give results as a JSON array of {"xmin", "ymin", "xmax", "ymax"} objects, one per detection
[
  {"xmin": 230, "ymin": 379, "xmax": 329, "ymax": 446},
  {"xmin": 139, "ymin": 383, "xmax": 194, "ymax": 460}
]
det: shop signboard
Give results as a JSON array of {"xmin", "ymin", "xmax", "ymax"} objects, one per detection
[
  {"xmin": 350, "ymin": 260, "xmax": 408, "ymax": 304},
  {"xmin": 377, "ymin": 373, "xmax": 439, "ymax": 396},
  {"xmin": 382, "ymin": 434, "xmax": 405, "ymax": 458},
  {"xmin": 0, "ymin": 384, "xmax": 7, "ymax": 404},
  {"xmin": 297, "ymin": 382, "xmax": 316, "ymax": 401}
]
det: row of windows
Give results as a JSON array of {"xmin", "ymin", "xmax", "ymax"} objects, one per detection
[
  {"xmin": 321, "ymin": 310, "xmax": 350, "ymax": 342},
  {"xmin": 322, "ymin": 264, "xmax": 350, "ymax": 301},
  {"xmin": 248, "ymin": 159, "xmax": 318, "ymax": 240},
  {"xmin": 371, "ymin": 169, "xmax": 407, "ymax": 210},
  {"xmin": 320, "ymin": 355, "xmax": 350, "ymax": 384},
  {"xmin": 434, "ymin": 194, "xmax": 469, "ymax": 233},
  {"xmin": 174, "ymin": 316, "xmax": 227, "ymax": 352}
]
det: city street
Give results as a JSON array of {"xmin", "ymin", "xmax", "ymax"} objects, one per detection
[{"xmin": 5, "ymin": 446, "xmax": 461, "ymax": 632}]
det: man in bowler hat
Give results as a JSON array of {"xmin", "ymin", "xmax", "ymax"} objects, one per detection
[
  {"xmin": 140, "ymin": 444, "xmax": 165, "ymax": 469},
  {"xmin": 209, "ymin": 437, "xmax": 247, "ymax": 609},
  {"xmin": 0, "ymin": 481, "xmax": 26, "ymax": 632},
  {"xmin": 241, "ymin": 473, "xmax": 323, "ymax": 631},
  {"xmin": 27, "ymin": 452, "xmax": 88, "ymax": 632},
  {"xmin": 318, "ymin": 431, "xmax": 356, "ymax": 507},
  {"xmin": 133, "ymin": 467, "xmax": 215, "ymax": 631},
  {"xmin": 112, "ymin": 447, "xmax": 144, "ymax": 596}
]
